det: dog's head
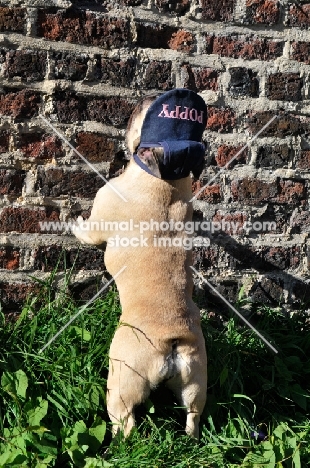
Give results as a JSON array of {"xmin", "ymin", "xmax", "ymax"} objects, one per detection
[{"xmin": 126, "ymin": 89, "xmax": 207, "ymax": 180}]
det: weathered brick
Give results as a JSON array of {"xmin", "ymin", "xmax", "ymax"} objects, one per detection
[
  {"xmin": 86, "ymin": 96, "xmax": 135, "ymax": 126},
  {"xmin": 136, "ymin": 22, "xmax": 177, "ymax": 49},
  {"xmin": 228, "ymin": 67, "xmax": 259, "ymax": 97},
  {"xmin": 168, "ymin": 30, "xmax": 194, "ymax": 53},
  {"xmin": 296, "ymin": 150, "xmax": 310, "ymax": 170},
  {"xmin": 288, "ymin": 4, "xmax": 310, "ymax": 28},
  {"xmin": 0, "ymin": 7, "xmax": 25, "ymax": 32},
  {"xmin": 4, "ymin": 50, "xmax": 47, "ymax": 82},
  {"xmin": 247, "ymin": 111, "xmax": 302, "ymax": 137},
  {"xmin": 267, "ymin": 73, "xmax": 302, "ymax": 101},
  {"xmin": 231, "ymin": 177, "xmax": 306, "ymax": 205},
  {"xmin": 154, "ymin": 0, "xmax": 190, "ymax": 14},
  {"xmin": 36, "ymin": 167, "xmax": 105, "ymax": 198},
  {"xmin": 76, "ymin": 132, "xmax": 116, "ymax": 163},
  {"xmin": 245, "ymin": 0, "xmax": 280, "ymax": 25},
  {"xmin": 290, "ymin": 210, "xmax": 310, "ymax": 233},
  {"xmin": 33, "ymin": 246, "xmax": 104, "ymax": 272},
  {"xmin": 54, "ymin": 91, "xmax": 134, "ymax": 126},
  {"xmin": 193, "ymin": 245, "xmax": 219, "ymax": 269},
  {"xmin": 20, "ymin": 133, "xmax": 64, "ymax": 159},
  {"xmin": 182, "ymin": 64, "xmax": 218, "ymax": 92},
  {"xmin": 212, "ymin": 211, "xmax": 248, "ymax": 234},
  {"xmin": 206, "ymin": 34, "xmax": 283, "ymax": 61},
  {"xmin": 69, "ymin": 279, "xmax": 104, "ymax": 303},
  {"xmin": 192, "ymin": 180, "xmax": 222, "ymax": 202},
  {"xmin": 214, "ymin": 145, "xmax": 247, "ymax": 167},
  {"xmin": 263, "ymin": 246, "xmax": 301, "ymax": 270},
  {"xmin": 250, "ymin": 277, "xmax": 284, "ymax": 303},
  {"xmin": 256, "ymin": 144, "xmax": 291, "ymax": 168},
  {"xmin": 277, "ymin": 179, "xmax": 306, "ymax": 204},
  {"xmin": 291, "ymin": 41, "xmax": 310, "ymax": 64},
  {"xmin": 207, "ymin": 106, "xmax": 236, "ymax": 133},
  {"xmin": 0, "ymin": 207, "xmax": 60, "ymax": 233},
  {"xmin": 0, "ymin": 89, "xmax": 41, "ymax": 120},
  {"xmin": 144, "ymin": 61, "xmax": 173, "ymax": 90},
  {"xmin": 0, "ymin": 169, "xmax": 26, "ymax": 195},
  {"xmin": 100, "ymin": 58, "xmax": 135, "ymax": 87},
  {"xmin": 201, "ymin": 0, "xmax": 235, "ymax": 21},
  {"xmin": 0, "ymin": 130, "xmax": 9, "ymax": 152},
  {"xmin": 0, "ymin": 246, "xmax": 20, "ymax": 270},
  {"xmin": 54, "ymin": 91, "xmax": 87, "ymax": 123},
  {"xmin": 53, "ymin": 52, "xmax": 88, "ymax": 81},
  {"xmin": 0, "ymin": 281, "xmax": 39, "ymax": 311},
  {"xmin": 37, "ymin": 9, "xmax": 130, "ymax": 48}
]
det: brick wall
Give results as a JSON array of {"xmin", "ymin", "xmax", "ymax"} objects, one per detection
[{"xmin": 1, "ymin": 0, "xmax": 310, "ymax": 314}]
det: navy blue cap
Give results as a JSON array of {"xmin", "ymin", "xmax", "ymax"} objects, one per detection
[{"xmin": 138, "ymin": 88, "xmax": 207, "ymax": 179}]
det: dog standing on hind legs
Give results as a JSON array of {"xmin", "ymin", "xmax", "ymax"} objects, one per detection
[{"xmin": 73, "ymin": 89, "xmax": 208, "ymax": 439}]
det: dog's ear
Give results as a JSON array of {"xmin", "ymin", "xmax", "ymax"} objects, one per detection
[
  {"xmin": 191, "ymin": 159, "xmax": 205, "ymax": 180},
  {"xmin": 126, "ymin": 95, "xmax": 158, "ymax": 155}
]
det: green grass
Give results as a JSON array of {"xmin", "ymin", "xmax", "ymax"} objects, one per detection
[{"xmin": 0, "ymin": 270, "xmax": 310, "ymax": 467}]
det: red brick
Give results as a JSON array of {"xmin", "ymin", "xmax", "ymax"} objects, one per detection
[
  {"xmin": 207, "ymin": 106, "xmax": 236, "ymax": 133},
  {"xmin": 0, "ymin": 207, "xmax": 60, "ymax": 233},
  {"xmin": 0, "ymin": 247, "xmax": 20, "ymax": 270},
  {"xmin": 214, "ymin": 145, "xmax": 247, "ymax": 167},
  {"xmin": 182, "ymin": 64, "xmax": 218, "ymax": 92},
  {"xmin": 0, "ymin": 281, "xmax": 39, "ymax": 310},
  {"xmin": 267, "ymin": 73, "xmax": 302, "ymax": 101},
  {"xmin": 0, "ymin": 89, "xmax": 41, "ymax": 119},
  {"xmin": 288, "ymin": 4, "xmax": 310, "ymax": 28},
  {"xmin": 76, "ymin": 132, "xmax": 116, "ymax": 163},
  {"xmin": 245, "ymin": 0, "xmax": 280, "ymax": 25},
  {"xmin": 4, "ymin": 50, "xmax": 47, "ymax": 82},
  {"xmin": 296, "ymin": 150, "xmax": 310, "ymax": 170},
  {"xmin": 277, "ymin": 179, "xmax": 306, "ymax": 204},
  {"xmin": 212, "ymin": 211, "xmax": 248, "ymax": 235},
  {"xmin": 231, "ymin": 177, "xmax": 306, "ymax": 205},
  {"xmin": 0, "ymin": 169, "xmax": 26, "ymax": 195},
  {"xmin": 53, "ymin": 51, "xmax": 88, "ymax": 81},
  {"xmin": 37, "ymin": 9, "xmax": 130, "ymax": 48},
  {"xmin": 201, "ymin": 0, "xmax": 235, "ymax": 21},
  {"xmin": 168, "ymin": 30, "xmax": 195, "ymax": 53},
  {"xmin": 136, "ymin": 22, "xmax": 177, "ymax": 49},
  {"xmin": 144, "ymin": 61, "xmax": 173, "ymax": 90},
  {"xmin": 207, "ymin": 34, "xmax": 283, "ymax": 61},
  {"xmin": 291, "ymin": 41, "xmax": 310, "ymax": 64},
  {"xmin": 154, "ymin": 0, "xmax": 190, "ymax": 14},
  {"xmin": 36, "ymin": 167, "xmax": 105, "ymax": 198},
  {"xmin": 192, "ymin": 180, "xmax": 222, "ymax": 202},
  {"xmin": 20, "ymin": 133, "xmax": 64, "ymax": 159},
  {"xmin": 247, "ymin": 111, "xmax": 302, "ymax": 137},
  {"xmin": 256, "ymin": 144, "xmax": 291, "ymax": 168},
  {"xmin": 0, "ymin": 7, "xmax": 25, "ymax": 32},
  {"xmin": 100, "ymin": 58, "xmax": 135, "ymax": 87},
  {"xmin": 33, "ymin": 246, "xmax": 104, "ymax": 272}
]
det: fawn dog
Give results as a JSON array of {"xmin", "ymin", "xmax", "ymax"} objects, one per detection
[{"xmin": 73, "ymin": 89, "xmax": 208, "ymax": 438}]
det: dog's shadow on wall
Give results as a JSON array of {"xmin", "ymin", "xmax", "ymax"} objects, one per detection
[{"xmin": 193, "ymin": 226, "xmax": 310, "ymax": 312}]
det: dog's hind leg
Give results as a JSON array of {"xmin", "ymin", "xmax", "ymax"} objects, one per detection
[{"xmin": 166, "ymin": 339, "xmax": 207, "ymax": 439}]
